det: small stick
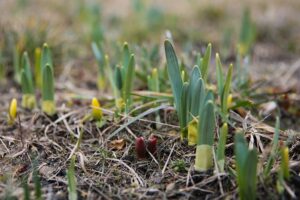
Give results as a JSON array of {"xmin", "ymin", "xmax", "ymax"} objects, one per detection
[{"xmin": 162, "ymin": 143, "xmax": 175, "ymax": 175}]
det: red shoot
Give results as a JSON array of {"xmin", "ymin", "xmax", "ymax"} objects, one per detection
[
  {"xmin": 147, "ymin": 135, "xmax": 157, "ymax": 156},
  {"xmin": 135, "ymin": 137, "xmax": 147, "ymax": 159}
]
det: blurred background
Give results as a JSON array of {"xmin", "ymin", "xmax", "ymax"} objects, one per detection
[{"xmin": 0, "ymin": 0, "xmax": 300, "ymax": 88}]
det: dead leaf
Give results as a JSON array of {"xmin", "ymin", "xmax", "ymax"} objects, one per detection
[
  {"xmin": 254, "ymin": 123, "xmax": 287, "ymax": 138},
  {"xmin": 259, "ymin": 101, "xmax": 277, "ymax": 116},
  {"xmin": 109, "ymin": 139, "xmax": 126, "ymax": 150}
]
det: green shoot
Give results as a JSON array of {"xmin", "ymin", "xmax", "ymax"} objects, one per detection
[
  {"xmin": 40, "ymin": 43, "xmax": 53, "ymax": 90},
  {"xmin": 198, "ymin": 96, "xmax": 215, "ymax": 145},
  {"xmin": 123, "ymin": 53, "xmax": 135, "ymax": 112},
  {"xmin": 107, "ymin": 42, "xmax": 136, "ymax": 113},
  {"xmin": 41, "ymin": 43, "xmax": 53, "ymax": 70},
  {"xmin": 42, "ymin": 64, "xmax": 56, "ymax": 116},
  {"xmin": 264, "ymin": 116, "xmax": 280, "ymax": 177},
  {"xmin": 67, "ymin": 156, "xmax": 78, "ymax": 200},
  {"xmin": 238, "ymin": 8, "xmax": 256, "ymax": 57},
  {"xmin": 188, "ymin": 66, "xmax": 201, "ymax": 121},
  {"xmin": 164, "ymin": 41, "xmax": 214, "ymax": 142},
  {"xmin": 122, "ymin": 42, "xmax": 131, "ymax": 79},
  {"xmin": 34, "ymin": 47, "xmax": 42, "ymax": 88},
  {"xmin": 195, "ymin": 52, "xmax": 201, "ymax": 67},
  {"xmin": 179, "ymin": 82, "xmax": 189, "ymax": 138},
  {"xmin": 147, "ymin": 68, "xmax": 160, "ymax": 92},
  {"xmin": 221, "ymin": 63, "xmax": 233, "ymax": 118},
  {"xmin": 114, "ymin": 65, "xmax": 123, "ymax": 92},
  {"xmin": 114, "ymin": 65, "xmax": 125, "ymax": 111},
  {"xmin": 164, "ymin": 40, "xmax": 183, "ymax": 111},
  {"xmin": 235, "ymin": 133, "xmax": 258, "ymax": 200},
  {"xmin": 216, "ymin": 123, "xmax": 228, "ymax": 172},
  {"xmin": 13, "ymin": 44, "xmax": 21, "ymax": 83},
  {"xmin": 186, "ymin": 66, "xmax": 202, "ymax": 145},
  {"xmin": 21, "ymin": 52, "xmax": 36, "ymax": 110},
  {"xmin": 104, "ymin": 54, "xmax": 122, "ymax": 110},
  {"xmin": 216, "ymin": 53, "xmax": 233, "ymax": 119},
  {"xmin": 187, "ymin": 77, "xmax": 206, "ymax": 145},
  {"xmin": 200, "ymin": 43, "xmax": 212, "ymax": 83},
  {"xmin": 22, "ymin": 177, "xmax": 30, "ymax": 200},
  {"xmin": 216, "ymin": 53, "xmax": 224, "ymax": 99},
  {"xmin": 33, "ymin": 159, "xmax": 42, "ymax": 200},
  {"xmin": 195, "ymin": 96, "xmax": 215, "ymax": 171},
  {"xmin": 91, "ymin": 42, "xmax": 106, "ymax": 90},
  {"xmin": 147, "ymin": 68, "xmax": 161, "ymax": 127}
]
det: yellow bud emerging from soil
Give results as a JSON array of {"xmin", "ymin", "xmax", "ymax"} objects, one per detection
[
  {"xmin": 91, "ymin": 98, "xmax": 102, "ymax": 121},
  {"xmin": 42, "ymin": 100, "xmax": 56, "ymax": 116},
  {"xmin": 188, "ymin": 119, "xmax": 198, "ymax": 146},
  {"xmin": 8, "ymin": 98, "xmax": 17, "ymax": 125}
]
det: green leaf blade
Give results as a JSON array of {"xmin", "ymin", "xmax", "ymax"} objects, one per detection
[
  {"xmin": 67, "ymin": 156, "xmax": 78, "ymax": 200},
  {"xmin": 180, "ymin": 82, "xmax": 189, "ymax": 138},
  {"xmin": 216, "ymin": 53, "xmax": 224, "ymax": 98},
  {"xmin": 221, "ymin": 63, "xmax": 233, "ymax": 116},
  {"xmin": 123, "ymin": 54, "xmax": 135, "ymax": 104},
  {"xmin": 42, "ymin": 64, "xmax": 54, "ymax": 101},
  {"xmin": 198, "ymin": 100, "xmax": 215, "ymax": 145},
  {"xmin": 164, "ymin": 40, "xmax": 183, "ymax": 111},
  {"xmin": 201, "ymin": 43, "xmax": 212, "ymax": 82}
]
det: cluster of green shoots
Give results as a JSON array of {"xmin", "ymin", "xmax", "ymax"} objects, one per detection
[
  {"xmin": 7, "ymin": 43, "xmax": 56, "ymax": 125},
  {"xmin": 11, "ymin": 43, "xmax": 102, "ymax": 199},
  {"xmin": 164, "ymin": 40, "xmax": 290, "ymax": 199},
  {"xmin": 9, "ymin": 42, "xmax": 104, "ymax": 127},
  {"xmin": 165, "ymin": 40, "xmax": 233, "ymax": 171},
  {"xmin": 92, "ymin": 42, "xmax": 135, "ymax": 114}
]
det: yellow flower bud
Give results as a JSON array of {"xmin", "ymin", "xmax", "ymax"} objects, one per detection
[
  {"xmin": 188, "ymin": 119, "xmax": 198, "ymax": 146},
  {"xmin": 91, "ymin": 98, "xmax": 102, "ymax": 121},
  {"xmin": 8, "ymin": 98, "xmax": 17, "ymax": 125}
]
